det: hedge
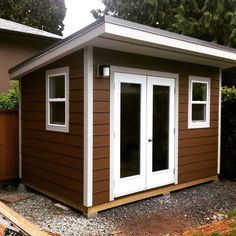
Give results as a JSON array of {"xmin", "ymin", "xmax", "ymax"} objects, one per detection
[
  {"xmin": 221, "ymin": 86, "xmax": 236, "ymax": 178},
  {"xmin": 0, "ymin": 81, "xmax": 19, "ymax": 111}
]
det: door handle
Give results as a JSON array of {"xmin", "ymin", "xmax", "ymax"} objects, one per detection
[{"xmin": 148, "ymin": 138, "xmax": 153, "ymax": 142}]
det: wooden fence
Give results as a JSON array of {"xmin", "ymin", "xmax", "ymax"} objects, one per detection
[{"xmin": 0, "ymin": 111, "xmax": 18, "ymax": 182}]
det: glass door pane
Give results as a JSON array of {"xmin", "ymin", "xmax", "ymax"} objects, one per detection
[
  {"xmin": 120, "ymin": 83, "xmax": 141, "ymax": 178},
  {"xmin": 152, "ymin": 85, "xmax": 169, "ymax": 172}
]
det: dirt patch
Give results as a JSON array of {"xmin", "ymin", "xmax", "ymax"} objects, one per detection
[
  {"xmin": 119, "ymin": 211, "xmax": 189, "ymax": 235},
  {"xmin": 183, "ymin": 217, "xmax": 236, "ymax": 236}
]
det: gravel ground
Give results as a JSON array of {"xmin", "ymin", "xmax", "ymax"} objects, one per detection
[{"xmin": 0, "ymin": 180, "xmax": 235, "ymax": 235}]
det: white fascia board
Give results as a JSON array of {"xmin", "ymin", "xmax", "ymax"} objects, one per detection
[
  {"xmin": 104, "ymin": 22, "xmax": 236, "ymax": 63},
  {"xmin": 10, "ymin": 24, "xmax": 105, "ymax": 79}
]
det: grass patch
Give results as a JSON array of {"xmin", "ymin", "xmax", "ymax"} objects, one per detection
[
  {"xmin": 223, "ymin": 230, "xmax": 236, "ymax": 236},
  {"xmin": 229, "ymin": 222, "xmax": 236, "ymax": 228},
  {"xmin": 227, "ymin": 210, "xmax": 236, "ymax": 219},
  {"xmin": 211, "ymin": 232, "xmax": 220, "ymax": 236}
]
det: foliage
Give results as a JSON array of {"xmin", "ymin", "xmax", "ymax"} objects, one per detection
[
  {"xmin": 92, "ymin": 0, "xmax": 236, "ymax": 47},
  {"xmin": 0, "ymin": 0, "xmax": 66, "ymax": 36},
  {"xmin": 222, "ymin": 86, "xmax": 236, "ymax": 101},
  {"xmin": 229, "ymin": 221, "xmax": 236, "ymax": 228},
  {"xmin": 221, "ymin": 87, "xmax": 236, "ymax": 178},
  {"xmin": 0, "ymin": 81, "xmax": 19, "ymax": 111},
  {"xmin": 227, "ymin": 210, "xmax": 236, "ymax": 219}
]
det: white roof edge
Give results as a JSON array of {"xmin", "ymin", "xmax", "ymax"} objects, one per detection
[
  {"xmin": 9, "ymin": 16, "xmax": 236, "ymax": 79},
  {"xmin": 104, "ymin": 21, "xmax": 236, "ymax": 62},
  {"xmin": 0, "ymin": 18, "xmax": 61, "ymax": 39}
]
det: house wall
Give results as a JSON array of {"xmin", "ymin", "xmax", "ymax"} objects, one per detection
[
  {"xmin": 21, "ymin": 50, "xmax": 84, "ymax": 207},
  {"xmin": 0, "ymin": 32, "xmax": 56, "ymax": 93},
  {"xmin": 93, "ymin": 47, "xmax": 219, "ymax": 206}
]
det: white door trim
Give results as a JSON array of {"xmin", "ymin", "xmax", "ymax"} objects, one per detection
[{"xmin": 110, "ymin": 66, "xmax": 179, "ymax": 200}]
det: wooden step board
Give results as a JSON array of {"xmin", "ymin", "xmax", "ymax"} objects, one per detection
[{"xmin": 0, "ymin": 201, "xmax": 49, "ymax": 236}]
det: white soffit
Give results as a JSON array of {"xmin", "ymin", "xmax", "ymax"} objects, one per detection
[
  {"xmin": 103, "ymin": 21, "xmax": 236, "ymax": 68},
  {"xmin": 9, "ymin": 16, "xmax": 236, "ymax": 79},
  {"xmin": 93, "ymin": 36, "xmax": 234, "ymax": 69}
]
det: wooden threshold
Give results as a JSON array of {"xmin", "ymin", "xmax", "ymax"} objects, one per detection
[
  {"xmin": 86, "ymin": 176, "xmax": 218, "ymax": 216},
  {"xmin": 0, "ymin": 201, "xmax": 49, "ymax": 236}
]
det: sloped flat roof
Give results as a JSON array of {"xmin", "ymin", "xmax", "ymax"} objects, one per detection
[
  {"xmin": 9, "ymin": 16, "xmax": 236, "ymax": 79},
  {"xmin": 0, "ymin": 17, "xmax": 61, "ymax": 39}
]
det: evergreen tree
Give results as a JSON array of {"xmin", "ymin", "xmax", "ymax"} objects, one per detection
[
  {"xmin": 0, "ymin": 0, "xmax": 66, "ymax": 36},
  {"xmin": 92, "ymin": 0, "xmax": 236, "ymax": 47}
]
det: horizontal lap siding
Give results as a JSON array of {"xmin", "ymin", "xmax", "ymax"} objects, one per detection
[
  {"xmin": 93, "ymin": 76, "xmax": 110, "ymax": 205},
  {"xmin": 93, "ymin": 48, "xmax": 219, "ymax": 204},
  {"xmin": 178, "ymin": 75, "xmax": 218, "ymax": 183},
  {"xmin": 21, "ymin": 51, "xmax": 84, "ymax": 206}
]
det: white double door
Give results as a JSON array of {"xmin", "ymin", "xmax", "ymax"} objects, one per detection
[{"xmin": 113, "ymin": 72, "xmax": 176, "ymax": 197}]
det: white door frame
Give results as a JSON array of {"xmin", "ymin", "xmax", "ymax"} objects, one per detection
[
  {"xmin": 146, "ymin": 76, "xmax": 176, "ymax": 189},
  {"xmin": 110, "ymin": 66, "xmax": 179, "ymax": 201},
  {"xmin": 113, "ymin": 73, "xmax": 147, "ymax": 197}
]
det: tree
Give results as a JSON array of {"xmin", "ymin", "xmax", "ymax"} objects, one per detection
[
  {"xmin": 0, "ymin": 0, "xmax": 66, "ymax": 36},
  {"xmin": 92, "ymin": 0, "xmax": 236, "ymax": 47}
]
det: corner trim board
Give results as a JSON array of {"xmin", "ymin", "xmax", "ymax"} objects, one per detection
[
  {"xmin": 218, "ymin": 69, "xmax": 222, "ymax": 174},
  {"xmin": 83, "ymin": 46, "xmax": 93, "ymax": 207},
  {"xmin": 19, "ymin": 79, "xmax": 22, "ymax": 178}
]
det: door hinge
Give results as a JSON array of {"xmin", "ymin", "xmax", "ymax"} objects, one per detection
[
  {"xmin": 173, "ymin": 128, "xmax": 175, "ymax": 134},
  {"xmin": 173, "ymin": 168, "xmax": 175, "ymax": 174}
]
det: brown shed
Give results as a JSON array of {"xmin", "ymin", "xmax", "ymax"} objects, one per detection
[{"xmin": 9, "ymin": 16, "xmax": 236, "ymax": 217}]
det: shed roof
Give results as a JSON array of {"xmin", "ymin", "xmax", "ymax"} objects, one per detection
[
  {"xmin": 9, "ymin": 16, "xmax": 236, "ymax": 79},
  {"xmin": 0, "ymin": 18, "xmax": 61, "ymax": 40}
]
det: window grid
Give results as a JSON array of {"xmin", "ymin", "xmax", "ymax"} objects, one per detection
[
  {"xmin": 188, "ymin": 76, "xmax": 211, "ymax": 129},
  {"xmin": 46, "ymin": 67, "xmax": 69, "ymax": 132}
]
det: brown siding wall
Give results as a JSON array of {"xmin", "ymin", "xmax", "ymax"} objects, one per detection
[
  {"xmin": 21, "ymin": 51, "xmax": 84, "ymax": 206},
  {"xmin": 93, "ymin": 74, "xmax": 110, "ymax": 205},
  {"xmin": 0, "ymin": 32, "xmax": 56, "ymax": 93},
  {"xmin": 93, "ymin": 47, "xmax": 219, "ymax": 205}
]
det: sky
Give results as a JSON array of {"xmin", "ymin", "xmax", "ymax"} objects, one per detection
[{"xmin": 63, "ymin": 0, "xmax": 105, "ymax": 37}]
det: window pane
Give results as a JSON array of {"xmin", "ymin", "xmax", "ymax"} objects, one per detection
[
  {"xmin": 152, "ymin": 85, "xmax": 169, "ymax": 172},
  {"xmin": 49, "ymin": 75, "xmax": 65, "ymax": 98},
  {"xmin": 50, "ymin": 102, "xmax": 65, "ymax": 125},
  {"xmin": 192, "ymin": 82, "xmax": 207, "ymax": 101},
  {"xmin": 120, "ymin": 83, "xmax": 141, "ymax": 178},
  {"xmin": 192, "ymin": 104, "xmax": 206, "ymax": 121}
]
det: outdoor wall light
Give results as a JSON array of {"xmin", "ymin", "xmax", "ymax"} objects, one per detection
[{"xmin": 97, "ymin": 65, "xmax": 110, "ymax": 78}]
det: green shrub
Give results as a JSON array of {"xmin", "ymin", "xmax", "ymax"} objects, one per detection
[
  {"xmin": 222, "ymin": 87, "xmax": 236, "ymax": 102},
  {"xmin": 227, "ymin": 210, "xmax": 236, "ymax": 219},
  {"xmin": 221, "ymin": 86, "xmax": 236, "ymax": 179},
  {"xmin": 0, "ymin": 81, "xmax": 19, "ymax": 111}
]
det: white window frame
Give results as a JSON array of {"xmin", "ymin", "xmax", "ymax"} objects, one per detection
[
  {"xmin": 46, "ymin": 67, "xmax": 69, "ymax": 133},
  {"xmin": 188, "ymin": 76, "xmax": 211, "ymax": 129}
]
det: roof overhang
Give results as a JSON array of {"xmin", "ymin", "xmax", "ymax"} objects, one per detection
[{"xmin": 9, "ymin": 16, "xmax": 236, "ymax": 79}]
